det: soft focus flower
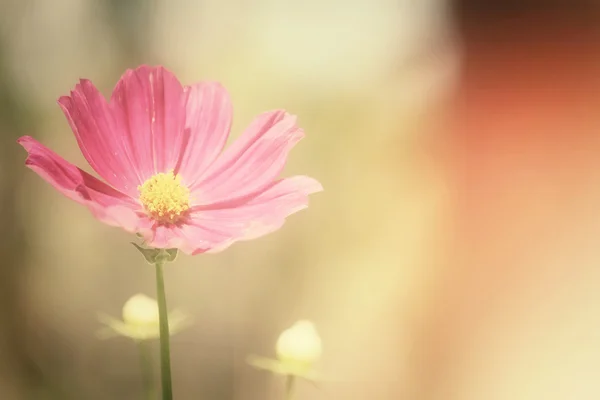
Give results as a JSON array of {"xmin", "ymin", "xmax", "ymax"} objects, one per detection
[
  {"xmin": 18, "ymin": 65, "xmax": 322, "ymax": 255},
  {"xmin": 248, "ymin": 320, "xmax": 322, "ymax": 379},
  {"xmin": 122, "ymin": 293, "xmax": 160, "ymax": 327},
  {"xmin": 97, "ymin": 293, "xmax": 190, "ymax": 341},
  {"xmin": 276, "ymin": 320, "xmax": 322, "ymax": 368}
]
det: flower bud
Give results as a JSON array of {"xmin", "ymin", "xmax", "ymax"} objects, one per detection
[
  {"xmin": 97, "ymin": 293, "xmax": 191, "ymax": 341},
  {"xmin": 276, "ymin": 320, "xmax": 322, "ymax": 370},
  {"xmin": 122, "ymin": 294, "xmax": 160, "ymax": 328}
]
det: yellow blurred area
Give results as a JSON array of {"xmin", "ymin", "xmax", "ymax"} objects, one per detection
[{"xmin": 4, "ymin": 1, "xmax": 600, "ymax": 400}]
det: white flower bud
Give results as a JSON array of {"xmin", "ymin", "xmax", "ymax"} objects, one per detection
[
  {"xmin": 97, "ymin": 294, "xmax": 191, "ymax": 341},
  {"xmin": 122, "ymin": 294, "xmax": 159, "ymax": 328},
  {"xmin": 276, "ymin": 320, "xmax": 322, "ymax": 369}
]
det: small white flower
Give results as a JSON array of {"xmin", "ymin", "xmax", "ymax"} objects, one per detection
[
  {"xmin": 248, "ymin": 320, "xmax": 322, "ymax": 380},
  {"xmin": 97, "ymin": 293, "xmax": 191, "ymax": 341},
  {"xmin": 276, "ymin": 320, "xmax": 322, "ymax": 368},
  {"xmin": 122, "ymin": 294, "xmax": 160, "ymax": 327}
]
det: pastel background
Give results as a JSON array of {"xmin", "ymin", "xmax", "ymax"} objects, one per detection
[{"xmin": 0, "ymin": 0, "xmax": 599, "ymax": 399}]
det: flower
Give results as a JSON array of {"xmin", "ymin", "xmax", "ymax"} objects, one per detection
[
  {"xmin": 19, "ymin": 65, "xmax": 322, "ymax": 255},
  {"xmin": 97, "ymin": 293, "xmax": 190, "ymax": 341},
  {"xmin": 276, "ymin": 320, "xmax": 322, "ymax": 368},
  {"xmin": 248, "ymin": 320, "xmax": 322, "ymax": 380}
]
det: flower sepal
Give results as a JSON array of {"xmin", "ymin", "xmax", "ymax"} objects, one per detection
[
  {"xmin": 132, "ymin": 242, "xmax": 178, "ymax": 265},
  {"xmin": 247, "ymin": 355, "xmax": 322, "ymax": 381}
]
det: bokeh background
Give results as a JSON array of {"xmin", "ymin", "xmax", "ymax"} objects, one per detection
[{"xmin": 1, "ymin": 0, "xmax": 600, "ymax": 399}]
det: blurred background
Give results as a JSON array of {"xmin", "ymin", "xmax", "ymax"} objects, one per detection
[{"xmin": 1, "ymin": 0, "xmax": 600, "ymax": 399}]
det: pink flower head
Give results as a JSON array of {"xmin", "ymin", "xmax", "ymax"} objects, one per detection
[{"xmin": 19, "ymin": 65, "xmax": 322, "ymax": 255}]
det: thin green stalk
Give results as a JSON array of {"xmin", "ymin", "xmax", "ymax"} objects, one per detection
[
  {"xmin": 285, "ymin": 375, "xmax": 296, "ymax": 400},
  {"xmin": 155, "ymin": 260, "xmax": 173, "ymax": 400},
  {"xmin": 137, "ymin": 340, "xmax": 156, "ymax": 400}
]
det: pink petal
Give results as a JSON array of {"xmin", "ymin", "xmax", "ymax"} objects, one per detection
[
  {"xmin": 174, "ymin": 82, "xmax": 233, "ymax": 184},
  {"xmin": 141, "ymin": 176, "xmax": 322, "ymax": 255},
  {"xmin": 58, "ymin": 79, "xmax": 141, "ymax": 197},
  {"xmin": 110, "ymin": 65, "xmax": 188, "ymax": 182},
  {"xmin": 190, "ymin": 111, "xmax": 304, "ymax": 204},
  {"xmin": 18, "ymin": 136, "xmax": 148, "ymax": 232}
]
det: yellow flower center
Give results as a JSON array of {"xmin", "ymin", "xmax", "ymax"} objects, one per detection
[{"xmin": 138, "ymin": 171, "xmax": 191, "ymax": 224}]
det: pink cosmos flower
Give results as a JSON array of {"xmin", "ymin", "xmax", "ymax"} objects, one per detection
[{"xmin": 18, "ymin": 65, "xmax": 322, "ymax": 255}]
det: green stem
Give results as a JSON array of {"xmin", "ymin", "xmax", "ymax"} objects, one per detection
[
  {"xmin": 285, "ymin": 375, "xmax": 296, "ymax": 400},
  {"xmin": 155, "ymin": 260, "xmax": 173, "ymax": 400},
  {"xmin": 137, "ymin": 340, "xmax": 156, "ymax": 400}
]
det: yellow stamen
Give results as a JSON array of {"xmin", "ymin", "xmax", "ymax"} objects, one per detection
[{"xmin": 138, "ymin": 171, "xmax": 190, "ymax": 224}]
